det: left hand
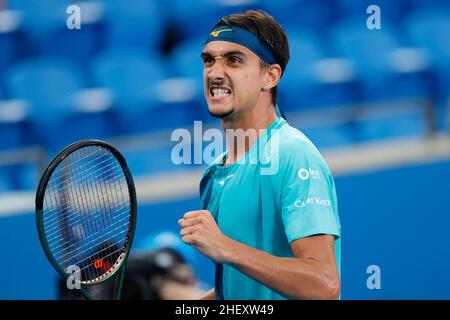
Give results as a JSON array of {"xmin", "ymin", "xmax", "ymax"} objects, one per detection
[{"xmin": 178, "ymin": 210, "xmax": 232, "ymax": 263}]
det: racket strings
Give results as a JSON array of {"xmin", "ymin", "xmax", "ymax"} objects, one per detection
[
  {"xmin": 47, "ymin": 199, "xmax": 128, "ymax": 244},
  {"xmin": 43, "ymin": 167, "xmax": 127, "ymax": 236},
  {"xmin": 44, "ymin": 158, "xmax": 124, "ymax": 240},
  {"xmin": 42, "ymin": 145, "xmax": 132, "ymax": 282},
  {"xmin": 50, "ymin": 213, "xmax": 130, "ymax": 259},
  {"xmin": 47, "ymin": 157, "xmax": 120, "ymax": 200},
  {"xmin": 44, "ymin": 148, "xmax": 123, "ymax": 227},
  {"xmin": 48, "ymin": 147, "xmax": 104, "ymax": 186},
  {"xmin": 43, "ymin": 155, "xmax": 122, "ymax": 227}
]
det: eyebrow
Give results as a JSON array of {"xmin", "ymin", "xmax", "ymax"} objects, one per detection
[{"xmin": 200, "ymin": 50, "xmax": 247, "ymax": 60}]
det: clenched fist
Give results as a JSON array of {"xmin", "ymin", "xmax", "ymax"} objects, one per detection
[{"xmin": 178, "ymin": 210, "xmax": 233, "ymax": 263}]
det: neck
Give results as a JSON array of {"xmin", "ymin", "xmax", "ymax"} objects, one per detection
[{"xmin": 222, "ymin": 101, "xmax": 277, "ymax": 165}]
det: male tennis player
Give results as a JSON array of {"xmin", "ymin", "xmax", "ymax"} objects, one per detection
[{"xmin": 178, "ymin": 10, "xmax": 341, "ymax": 300}]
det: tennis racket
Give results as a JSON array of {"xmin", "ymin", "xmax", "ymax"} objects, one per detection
[{"xmin": 35, "ymin": 140, "xmax": 137, "ymax": 300}]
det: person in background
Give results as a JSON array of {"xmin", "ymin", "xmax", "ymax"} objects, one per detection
[{"xmin": 122, "ymin": 247, "xmax": 205, "ymax": 300}]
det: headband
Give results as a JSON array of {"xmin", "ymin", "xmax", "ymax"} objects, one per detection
[{"xmin": 205, "ymin": 25, "xmax": 278, "ymax": 65}]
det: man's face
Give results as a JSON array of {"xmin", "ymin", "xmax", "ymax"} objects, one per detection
[{"xmin": 201, "ymin": 41, "xmax": 266, "ymax": 119}]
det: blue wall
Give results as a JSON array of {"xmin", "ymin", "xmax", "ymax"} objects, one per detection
[
  {"xmin": 1, "ymin": 159, "xmax": 449, "ymax": 299},
  {"xmin": 337, "ymin": 160, "xmax": 450, "ymax": 299}
]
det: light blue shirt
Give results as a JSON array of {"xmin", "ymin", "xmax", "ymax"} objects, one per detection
[{"xmin": 200, "ymin": 117, "xmax": 341, "ymax": 299}]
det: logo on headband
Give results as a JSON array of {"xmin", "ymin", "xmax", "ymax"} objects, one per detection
[{"xmin": 210, "ymin": 28, "xmax": 233, "ymax": 37}]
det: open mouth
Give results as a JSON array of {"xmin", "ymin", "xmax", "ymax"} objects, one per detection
[{"xmin": 210, "ymin": 86, "xmax": 232, "ymax": 98}]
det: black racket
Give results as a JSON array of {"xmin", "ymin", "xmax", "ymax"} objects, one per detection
[{"xmin": 35, "ymin": 140, "xmax": 137, "ymax": 300}]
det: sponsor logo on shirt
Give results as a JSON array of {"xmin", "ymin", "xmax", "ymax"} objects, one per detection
[
  {"xmin": 297, "ymin": 168, "xmax": 321, "ymax": 180},
  {"xmin": 294, "ymin": 197, "xmax": 331, "ymax": 208}
]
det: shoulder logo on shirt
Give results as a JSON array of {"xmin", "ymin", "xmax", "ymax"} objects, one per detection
[
  {"xmin": 297, "ymin": 168, "xmax": 321, "ymax": 180},
  {"xmin": 294, "ymin": 197, "xmax": 331, "ymax": 208}
]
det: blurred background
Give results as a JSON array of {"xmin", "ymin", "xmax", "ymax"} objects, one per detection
[{"xmin": 0, "ymin": 0, "xmax": 449, "ymax": 299}]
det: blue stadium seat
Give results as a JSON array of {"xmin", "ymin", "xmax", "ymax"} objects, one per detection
[
  {"xmin": 91, "ymin": 48, "xmax": 191, "ymax": 132},
  {"xmin": 0, "ymin": 88, "xmax": 25, "ymax": 189},
  {"xmin": 279, "ymin": 30, "xmax": 359, "ymax": 147},
  {"xmin": 0, "ymin": 10, "xmax": 19, "ymax": 78},
  {"xmin": 166, "ymin": 0, "xmax": 258, "ymax": 41},
  {"xmin": 92, "ymin": 49, "xmax": 164, "ymax": 110},
  {"xmin": 409, "ymin": 0, "xmax": 450, "ymax": 10},
  {"xmin": 103, "ymin": 0, "xmax": 166, "ymax": 50},
  {"xmin": 8, "ymin": 0, "xmax": 70, "ymax": 40},
  {"xmin": 5, "ymin": 56, "xmax": 111, "ymax": 151},
  {"xmin": 335, "ymin": 0, "xmax": 409, "ymax": 22},
  {"xmin": 5, "ymin": 57, "xmax": 82, "ymax": 124},
  {"xmin": 0, "ymin": 33, "xmax": 13, "ymax": 77},
  {"xmin": 0, "ymin": 169, "xmax": 14, "ymax": 192},
  {"xmin": 8, "ymin": 0, "xmax": 102, "ymax": 64},
  {"xmin": 169, "ymin": 37, "xmax": 209, "ymax": 121},
  {"xmin": 0, "ymin": 100, "xmax": 27, "ymax": 150},
  {"xmin": 404, "ymin": 8, "xmax": 450, "ymax": 130},
  {"xmin": 279, "ymin": 29, "xmax": 360, "ymax": 111},
  {"xmin": 330, "ymin": 19, "xmax": 433, "ymax": 141},
  {"xmin": 170, "ymin": 37, "xmax": 204, "ymax": 82},
  {"xmin": 261, "ymin": 0, "xmax": 336, "ymax": 32},
  {"xmin": 279, "ymin": 30, "xmax": 323, "ymax": 111},
  {"xmin": 404, "ymin": 8, "xmax": 450, "ymax": 94},
  {"xmin": 15, "ymin": 162, "xmax": 40, "ymax": 190},
  {"xmin": 330, "ymin": 18, "xmax": 432, "ymax": 103}
]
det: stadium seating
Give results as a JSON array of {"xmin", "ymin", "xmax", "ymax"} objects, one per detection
[
  {"xmin": 0, "ymin": 0, "xmax": 448, "ymax": 191},
  {"xmin": 279, "ymin": 29, "xmax": 360, "ymax": 111},
  {"xmin": 7, "ymin": 0, "xmax": 71, "ymax": 41},
  {"xmin": 404, "ymin": 7, "xmax": 450, "ymax": 130},
  {"xmin": 335, "ymin": 0, "xmax": 408, "ymax": 22},
  {"xmin": 279, "ymin": 29, "xmax": 359, "ymax": 147},
  {"xmin": 0, "ymin": 169, "xmax": 13, "ymax": 191},
  {"xmin": 103, "ymin": 0, "xmax": 166, "ymax": 51},
  {"xmin": 329, "ymin": 18, "xmax": 433, "ymax": 141},
  {"xmin": 91, "ymin": 48, "xmax": 193, "ymax": 132},
  {"xmin": 169, "ymin": 37, "xmax": 210, "ymax": 121},
  {"xmin": 0, "ymin": 10, "xmax": 18, "ymax": 77},
  {"xmin": 167, "ymin": 0, "xmax": 259, "ymax": 41},
  {"xmin": 409, "ymin": 0, "xmax": 450, "ymax": 10},
  {"xmin": 0, "ymin": 99, "xmax": 26, "ymax": 150},
  {"xmin": 261, "ymin": 0, "xmax": 336, "ymax": 32},
  {"xmin": 5, "ymin": 56, "xmax": 112, "ymax": 151},
  {"xmin": 331, "ymin": 18, "xmax": 432, "ymax": 102}
]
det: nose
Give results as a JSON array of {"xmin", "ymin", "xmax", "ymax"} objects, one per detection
[{"xmin": 208, "ymin": 59, "xmax": 225, "ymax": 84}]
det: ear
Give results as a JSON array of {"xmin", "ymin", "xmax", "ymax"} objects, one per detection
[{"xmin": 262, "ymin": 64, "xmax": 282, "ymax": 91}]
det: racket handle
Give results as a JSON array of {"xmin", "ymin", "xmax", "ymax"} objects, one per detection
[
  {"xmin": 79, "ymin": 287, "xmax": 92, "ymax": 300},
  {"xmin": 113, "ymin": 264, "xmax": 126, "ymax": 300}
]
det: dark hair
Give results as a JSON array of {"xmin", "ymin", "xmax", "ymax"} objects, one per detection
[{"xmin": 211, "ymin": 10, "xmax": 290, "ymax": 105}]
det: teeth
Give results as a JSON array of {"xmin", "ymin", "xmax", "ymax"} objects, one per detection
[{"xmin": 212, "ymin": 88, "xmax": 231, "ymax": 97}]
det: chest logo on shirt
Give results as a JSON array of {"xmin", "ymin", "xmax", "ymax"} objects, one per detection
[{"xmin": 298, "ymin": 168, "xmax": 321, "ymax": 181}]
